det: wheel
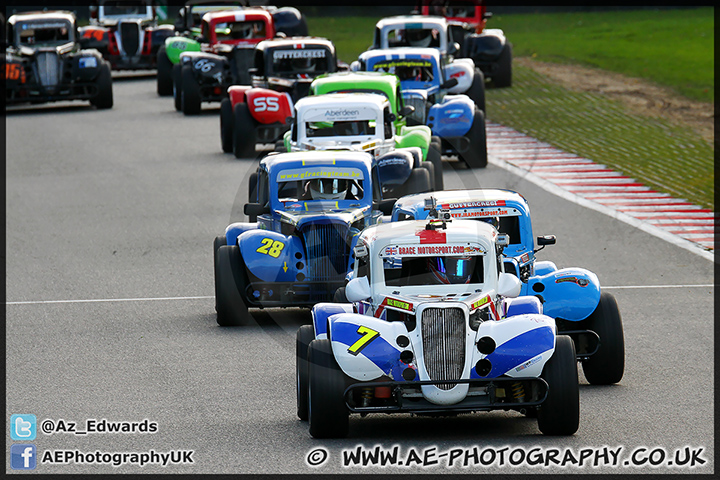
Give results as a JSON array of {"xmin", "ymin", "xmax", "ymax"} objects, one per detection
[
  {"xmin": 493, "ymin": 43, "xmax": 512, "ymax": 88},
  {"xmin": 181, "ymin": 64, "xmax": 201, "ymax": 115},
  {"xmin": 460, "ymin": 108, "xmax": 488, "ymax": 168},
  {"xmin": 308, "ymin": 339, "xmax": 349, "ymax": 438},
  {"xmin": 431, "ymin": 135, "xmax": 442, "ymax": 154},
  {"xmin": 426, "ymin": 142, "xmax": 444, "ymax": 190},
  {"xmin": 394, "ymin": 167, "xmax": 432, "ymax": 198},
  {"xmin": 156, "ymin": 45, "xmax": 173, "ymax": 96},
  {"xmin": 220, "ymin": 98, "xmax": 234, "ymax": 153},
  {"xmin": 172, "ymin": 63, "xmax": 183, "ymax": 111},
  {"xmin": 418, "ymin": 159, "xmax": 435, "ymax": 191},
  {"xmin": 90, "ymin": 61, "xmax": 113, "ymax": 109},
  {"xmin": 537, "ymin": 335, "xmax": 579, "ymax": 435},
  {"xmin": 213, "ymin": 235, "xmax": 227, "ymax": 312},
  {"xmin": 296, "ymin": 324, "xmax": 315, "ymax": 421},
  {"xmin": 248, "ymin": 171, "xmax": 258, "ymax": 203},
  {"xmin": 333, "ymin": 287, "xmax": 347, "ymax": 303},
  {"xmin": 274, "ymin": 139, "xmax": 286, "ymax": 152},
  {"xmin": 581, "ymin": 292, "xmax": 625, "ymax": 385},
  {"xmin": 233, "ymin": 103, "xmax": 257, "ymax": 158},
  {"xmin": 214, "ymin": 245, "xmax": 250, "ymax": 326},
  {"xmin": 467, "ymin": 68, "xmax": 486, "ymax": 113}
]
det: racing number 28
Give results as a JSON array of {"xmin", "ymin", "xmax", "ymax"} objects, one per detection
[
  {"xmin": 347, "ymin": 326, "xmax": 380, "ymax": 356},
  {"xmin": 256, "ymin": 238, "xmax": 285, "ymax": 258}
]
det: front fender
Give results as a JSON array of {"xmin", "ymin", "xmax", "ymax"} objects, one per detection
[
  {"xmin": 224, "ymin": 222, "xmax": 259, "ymax": 246},
  {"xmin": 180, "ymin": 51, "xmax": 226, "ymax": 82},
  {"xmin": 237, "ymin": 230, "xmax": 304, "ymax": 282},
  {"xmin": 444, "ymin": 61, "xmax": 474, "ymax": 94},
  {"xmin": 311, "ymin": 302, "xmax": 354, "ymax": 339},
  {"xmin": 526, "ymin": 267, "xmax": 601, "ymax": 321},
  {"xmin": 472, "ymin": 314, "xmax": 556, "ymax": 379},
  {"xmin": 245, "ymin": 88, "xmax": 294, "ymax": 125},
  {"xmin": 328, "ymin": 313, "xmax": 413, "ymax": 382},
  {"xmin": 228, "ymin": 85, "xmax": 252, "ymax": 106},
  {"xmin": 165, "ymin": 36, "xmax": 201, "ymax": 64},
  {"xmin": 79, "ymin": 26, "xmax": 110, "ymax": 51},
  {"xmin": 428, "ymin": 94, "xmax": 474, "ymax": 137},
  {"xmin": 396, "ymin": 125, "xmax": 431, "ymax": 158},
  {"xmin": 375, "ymin": 150, "xmax": 413, "ymax": 186}
]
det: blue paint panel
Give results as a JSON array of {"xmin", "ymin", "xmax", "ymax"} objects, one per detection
[
  {"xmin": 332, "ymin": 321, "xmax": 407, "ymax": 380},
  {"xmin": 428, "ymin": 99, "xmax": 473, "ymax": 137},
  {"xmin": 527, "ymin": 268, "xmax": 600, "ymax": 321},
  {"xmin": 506, "ymin": 297, "xmax": 542, "ymax": 317},
  {"xmin": 237, "ymin": 230, "xmax": 304, "ymax": 282},
  {"xmin": 472, "ymin": 326, "xmax": 554, "ymax": 378}
]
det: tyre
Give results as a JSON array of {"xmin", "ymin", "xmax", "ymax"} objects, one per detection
[
  {"xmin": 397, "ymin": 167, "xmax": 432, "ymax": 197},
  {"xmin": 581, "ymin": 292, "xmax": 625, "ymax": 385},
  {"xmin": 431, "ymin": 135, "xmax": 442, "ymax": 154},
  {"xmin": 213, "ymin": 235, "xmax": 227, "ymax": 312},
  {"xmin": 537, "ymin": 335, "xmax": 579, "ymax": 436},
  {"xmin": 426, "ymin": 141, "xmax": 444, "ymax": 190},
  {"xmin": 274, "ymin": 139, "xmax": 286, "ymax": 152},
  {"xmin": 90, "ymin": 61, "xmax": 113, "ymax": 109},
  {"xmin": 460, "ymin": 108, "xmax": 488, "ymax": 168},
  {"xmin": 467, "ymin": 68, "xmax": 486, "ymax": 113},
  {"xmin": 233, "ymin": 103, "xmax": 257, "ymax": 158},
  {"xmin": 214, "ymin": 245, "xmax": 250, "ymax": 326},
  {"xmin": 493, "ymin": 43, "xmax": 512, "ymax": 88},
  {"xmin": 172, "ymin": 63, "xmax": 183, "ymax": 111},
  {"xmin": 156, "ymin": 45, "xmax": 173, "ymax": 96},
  {"xmin": 181, "ymin": 64, "xmax": 201, "ymax": 115},
  {"xmin": 418, "ymin": 159, "xmax": 436, "ymax": 191},
  {"xmin": 333, "ymin": 287, "xmax": 347, "ymax": 303},
  {"xmin": 296, "ymin": 324, "xmax": 315, "ymax": 421},
  {"xmin": 308, "ymin": 339, "xmax": 349, "ymax": 438},
  {"xmin": 248, "ymin": 171, "xmax": 258, "ymax": 203},
  {"xmin": 220, "ymin": 98, "xmax": 234, "ymax": 153}
]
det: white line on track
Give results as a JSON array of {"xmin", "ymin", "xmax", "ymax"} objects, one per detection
[{"xmin": 5, "ymin": 285, "xmax": 714, "ymax": 305}]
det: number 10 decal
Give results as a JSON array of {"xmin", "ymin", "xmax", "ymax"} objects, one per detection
[{"xmin": 347, "ymin": 326, "xmax": 380, "ymax": 356}]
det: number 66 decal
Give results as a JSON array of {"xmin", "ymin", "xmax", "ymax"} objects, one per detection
[{"xmin": 253, "ymin": 96, "xmax": 280, "ymax": 112}]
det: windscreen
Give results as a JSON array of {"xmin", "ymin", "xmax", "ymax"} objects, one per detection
[
  {"xmin": 305, "ymin": 120, "xmax": 375, "ymax": 138},
  {"xmin": 215, "ymin": 20, "xmax": 267, "ymax": 41},
  {"xmin": 383, "ymin": 254, "xmax": 484, "ymax": 286},
  {"xmin": 276, "ymin": 167, "xmax": 365, "ymax": 203},
  {"xmin": 271, "ymin": 48, "xmax": 330, "ymax": 76},
  {"xmin": 102, "ymin": 2, "xmax": 149, "ymax": 16},
  {"xmin": 387, "ymin": 27, "xmax": 440, "ymax": 48},
  {"xmin": 372, "ymin": 59, "xmax": 435, "ymax": 82},
  {"xmin": 17, "ymin": 21, "xmax": 72, "ymax": 47}
]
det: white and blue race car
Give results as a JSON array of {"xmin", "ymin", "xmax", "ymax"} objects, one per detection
[{"xmin": 297, "ymin": 200, "xmax": 579, "ymax": 438}]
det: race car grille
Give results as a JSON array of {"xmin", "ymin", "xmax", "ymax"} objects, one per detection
[
  {"xmin": 120, "ymin": 22, "xmax": 140, "ymax": 56},
  {"xmin": 301, "ymin": 223, "xmax": 350, "ymax": 283},
  {"xmin": 36, "ymin": 52, "xmax": 61, "ymax": 87},
  {"xmin": 421, "ymin": 308, "xmax": 466, "ymax": 390}
]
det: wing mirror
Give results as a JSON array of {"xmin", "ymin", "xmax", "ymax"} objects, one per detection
[
  {"xmin": 448, "ymin": 41, "xmax": 460, "ymax": 56},
  {"xmin": 440, "ymin": 77, "xmax": 458, "ymax": 89},
  {"xmin": 243, "ymin": 203, "xmax": 270, "ymax": 216},
  {"xmin": 346, "ymin": 276, "xmax": 371, "ymax": 302},
  {"xmin": 535, "ymin": 235, "xmax": 556, "ymax": 253},
  {"xmin": 399, "ymin": 105, "xmax": 415, "ymax": 117},
  {"xmin": 497, "ymin": 272, "xmax": 522, "ymax": 298}
]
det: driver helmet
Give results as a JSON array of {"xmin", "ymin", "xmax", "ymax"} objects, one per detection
[
  {"xmin": 232, "ymin": 22, "xmax": 255, "ymax": 39},
  {"xmin": 291, "ymin": 56, "xmax": 316, "ymax": 73},
  {"xmin": 406, "ymin": 28, "xmax": 433, "ymax": 47},
  {"xmin": 307, "ymin": 178, "xmax": 349, "ymax": 200},
  {"xmin": 427, "ymin": 256, "xmax": 475, "ymax": 284}
]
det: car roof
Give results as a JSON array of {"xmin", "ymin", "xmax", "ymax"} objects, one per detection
[
  {"xmin": 360, "ymin": 218, "xmax": 498, "ymax": 253},
  {"xmin": 256, "ymin": 36, "xmax": 334, "ymax": 52},
  {"xmin": 360, "ymin": 47, "xmax": 442, "ymax": 62},
  {"xmin": 202, "ymin": 8, "xmax": 271, "ymax": 24},
  {"xmin": 8, "ymin": 11, "xmax": 76, "ymax": 25},
  {"xmin": 295, "ymin": 92, "xmax": 390, "ymax": 110},
  {"xmin": 394, "ymin": 189, "xmax": 529, "ymax": 214},
  {"xmin": 260, "ymin": 151, "xmax": 374, "ymax": 172},
  {"xmin": 376, "ymin": 15, "xmax": 448, "ymax": 30},
  {"xmin": 312, "ymin": 71, "xmax": 400, "ymax": 90}
]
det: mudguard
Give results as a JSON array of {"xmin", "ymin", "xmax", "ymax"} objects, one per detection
[
  {"xmin": 79, "ymin": 26, "xmax": 110, "ymax": 51},
  {"xmin": 151, "ymin": 26, "xmax": 174, "ymax": 52},
  {"xmin": 470, "ymin": 314, "xmax": 556, "ymax": 379},
  {"xmin": 237, "ymin": 229, "xmax": 304, "ymax": 282},
  {"xmin": 427, "ymin": 94, "xmax": 474, "ymax": 137},
  {"xmin": 463, "ymin": 29, "xmax": 507, "ymax": 62},
  {"xmin": 525, "ymin": 267, "xmax": 601, "ymax": 321},
  {"xmin": 4, "ymin": 57, "xmax": 27, "ymax": 87},
  {"xmin": 271, "ymin": 7, "xmax": 307, "ymax": 37},
  {"xmin": 443, "ymin": 61, "xmax": 473, "ymax": 94},
  {"xmin": 375, "ymin": 150, "xmax": 414, "ymax": 186},
  {"xmin": 245, "ymin": 88, "xmax": 294, "ymax": 125},
  {"xmin": 396, "ymin": 126, "xmax": 431, "ymax": 158},
  {"xmin": 311, "ymin": 302, "xmax": 354, "ymax": 339},
  {"xmin": 228, "ymin": 85, "xmax": 252, "ymax": 106},
  {"xmin": 505, "ymin": 296, "xmax": 543, "ymax": 317},
  {"xmin": 533, "ymin": 260, "xmax": 557, "ymax": 277},
  {"xmin": 180, "ymin": 51, "xmax": 226, "ymax": 82},
  {"xmin": 328, "ymin": 313, "xmax": 413, "ymax": 382},
  {"xmin": 224, "ymin": 222, "xmax": 259, "ymax": 245},
  {"xmin": 165, "ymin": 36, "xmax": 201, "ymax": 64}
]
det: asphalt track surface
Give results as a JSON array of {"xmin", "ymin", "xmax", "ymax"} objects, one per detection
[{"xmin": 5, "ymin": 74, "xmax": 715, "ymax": 475}]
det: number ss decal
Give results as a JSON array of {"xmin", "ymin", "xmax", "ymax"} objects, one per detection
[
  {"xmin": 256, "ymin": 238, "xmax": 285, "ymax": 258},
  {"xmin": 193, "ymin": 59, "xmax": 215, "ymax": 72},
  {"xmin": 347, "ymin": 326, "xmax": 380, "ymax": 356},
  {"xmin": 253, "ymin": 97, "xmax": 280, "ymax": 112}
]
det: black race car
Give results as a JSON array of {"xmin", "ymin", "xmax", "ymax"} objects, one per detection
[{"xmin": 4, "ymin": 11, "xmax": 113, "ymax": 108}]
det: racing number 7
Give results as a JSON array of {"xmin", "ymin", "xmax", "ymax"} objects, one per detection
[{"xmin": 347, "ymin": 326, "xmax": 380, "ymax": 356}]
